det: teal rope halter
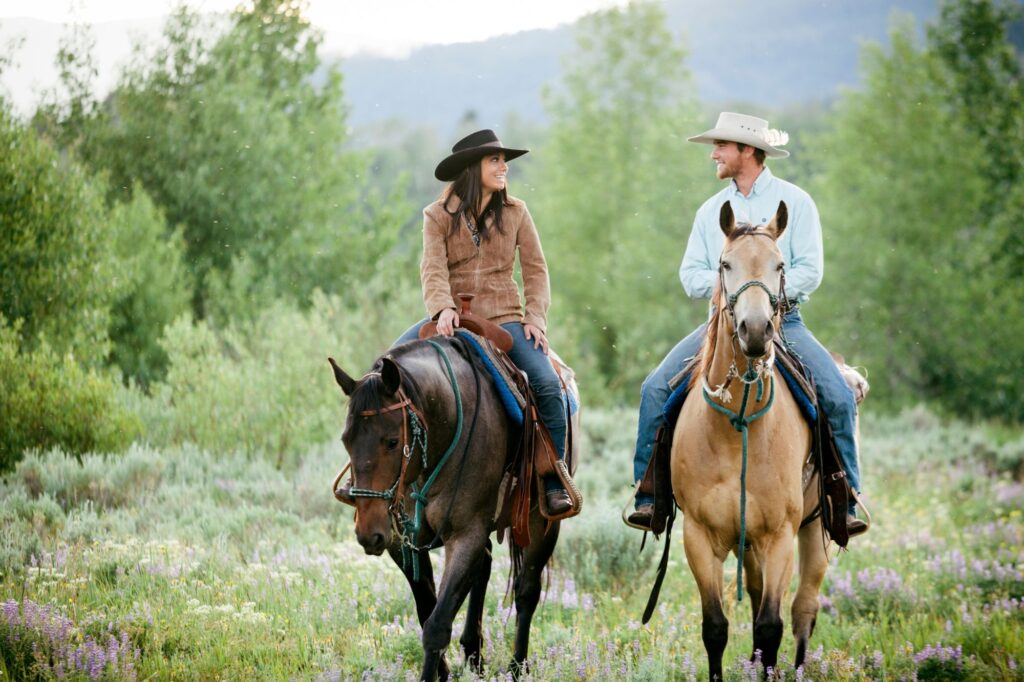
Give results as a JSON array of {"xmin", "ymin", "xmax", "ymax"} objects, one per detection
[{"xmin": 726, "ymin": 280, "xmax": 779, "ymax": 310}]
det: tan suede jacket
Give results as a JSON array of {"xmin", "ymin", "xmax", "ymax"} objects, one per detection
[{"xmin": 421, "ymin": 194, "xmax": 551, "ymax": 333}]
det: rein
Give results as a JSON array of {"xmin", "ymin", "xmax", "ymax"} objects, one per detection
[
  {"xmin": 343, "ymin": 339, "xmax": 465, "ymax": 580},
  {"xmin": 703, "ymin": 366, "xmax": 775, "ymax": 602}
]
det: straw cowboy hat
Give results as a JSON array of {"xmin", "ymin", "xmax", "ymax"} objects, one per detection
[
  {"xmin": 687, "ymin": 112, "xmax": 790, "ymax": 159},
  {"xmin": 434, "ymin": 129, "xmax": 529, "ymax": 181}
]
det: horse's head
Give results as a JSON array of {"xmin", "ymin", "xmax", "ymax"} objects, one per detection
[
  {"xmin": 718, "ymin": 200, "xmax": 788, "ymax": 359},
  {"xmin": 329, "ymin": 354, "xmax": 419, "ymax": 556}
]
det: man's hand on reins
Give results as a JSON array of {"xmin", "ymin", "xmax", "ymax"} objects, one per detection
[{"xmin": 523, "ymin": 323, "xmax": 549, "ymax": 354}]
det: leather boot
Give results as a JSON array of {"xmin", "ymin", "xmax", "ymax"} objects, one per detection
[
  {"xmin": 627, "ymin": 503, "xmax": 655, "ymax": 531},
  {"xmin": 545, "ymin": 488, "xmax": 572, "ymax": 516},
  {"xmin": 846, "ymin": 513, "xmax": 869, "ymax": 537}
]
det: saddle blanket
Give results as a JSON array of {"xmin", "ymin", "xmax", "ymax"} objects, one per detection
[{"xmin": 455, "ymin": 330, "xmax": 579, "ymax": 427}]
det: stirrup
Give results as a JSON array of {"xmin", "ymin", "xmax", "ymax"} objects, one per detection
[
  {"xmin": 622, "ymin": 480, "xmax": 654, "ymax": 531},
  {"xmin": 538, "ymin": 461, "xmax": 582, "ymax": 521},
  {"xmin": 627, "ymin": 503, "xmax": 655, "ymax": 531}
]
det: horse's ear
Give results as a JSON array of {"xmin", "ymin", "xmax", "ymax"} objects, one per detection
[
  {"xmin": 381, "ymin": 357, "xmax": 401, "ymax": 396},
  {"xmin": 767, "ymin": 200, "xmax": 788, "ymax": 239},
  {"xmin": 719, "ymin": 201, "xmax": 735, "ymax": 237},
  {"xmin": 328, "ymin": 357, "xmax": 356, "ymax": 396}
]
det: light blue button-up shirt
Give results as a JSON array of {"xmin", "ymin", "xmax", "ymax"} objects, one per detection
[{"xmin": 679, "ymin": 167, "xmax": 823, "ymax": 302}]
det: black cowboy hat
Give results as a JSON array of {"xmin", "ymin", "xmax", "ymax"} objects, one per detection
[{"xmin": 434, "ymin": 129, "xmax": 529, "ymax": 182}]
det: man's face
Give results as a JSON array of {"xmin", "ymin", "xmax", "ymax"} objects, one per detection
[{"xmin": 710, "ymin": 140, "xmax": 743, "ymax": 180}]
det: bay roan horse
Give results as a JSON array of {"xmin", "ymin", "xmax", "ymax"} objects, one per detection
[
  {"xmin": 328, "ymin": 335, "xmax": 575, "ymax": 681},
  {"xmin": 673, "ymin": 200, "xmax": 828, "ymax": 679}
]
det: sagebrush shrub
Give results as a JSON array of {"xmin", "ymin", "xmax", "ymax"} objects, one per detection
[{"xmin": 0, "ymin": 319, "xmax": 141, "ymax": 472}]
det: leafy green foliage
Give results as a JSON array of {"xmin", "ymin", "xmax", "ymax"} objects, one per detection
[
  {"xmin": 928, "ymin": 0, "xmax": 1024, "ymax": 196},
  {"xmin": 0, "ymin": 107, "xmax": 115, "ymax": 365},
  {"xmin": 808, "ymin": 10, "xmax": 1024, "ymax": 421},
  {"xmin": 135, "ymin": 276, "xmax": 419, "ymax": 466},
  {"xmin": 928, "ymin": 0, "xmax": 1024, "ymax": 279},
  {"xmin": 0, "ymin": 319, "xmax": 141, "ymax": 472},
  {"xmin": 529, "ymin": 3, "xmax": 718, "ymax": 404},
  {"xmin": 35, "ymin": 0, "xmax": 408, "ymax": 323},
  {"xmin": 107, "ymin": 186, "xmax": 192, "ymax": 385},
  {"xmin": 85, "ymin": 1, "xmax": 400, "ymax": 313}
]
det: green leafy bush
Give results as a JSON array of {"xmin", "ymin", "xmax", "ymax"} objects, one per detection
[
  {"xmin": 137, "ymin": 282, "xmax": 419, "ymax": 467},
  {"xmin": 0, "ymin": 319, "xmax": 142, "ymax": 473}
]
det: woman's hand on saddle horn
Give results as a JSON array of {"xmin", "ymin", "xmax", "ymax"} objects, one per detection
[
  {"xmin": 523, "ymin": 323, "xmax": 549, "ymax": 355},
  {"xmin": 436, "ymin": 308, "xmax": 460, "ymax": 336}
]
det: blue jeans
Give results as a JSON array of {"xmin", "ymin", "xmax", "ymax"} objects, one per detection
[
  {"xmin": 632, "ymin": 309, "xmax": 860, "ymax": 507},
  {"xmin": 395, "ymin": 319, "xmax": 567, "ymax": 463}
]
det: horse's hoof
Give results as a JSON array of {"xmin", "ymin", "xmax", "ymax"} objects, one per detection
[
  {"xmin": 465, "ymin": 651, "xmax": 484, "ymax": 674},
  {"xmin": 507, "ymin": 658, "xmax": 528, "ymax": 680}
]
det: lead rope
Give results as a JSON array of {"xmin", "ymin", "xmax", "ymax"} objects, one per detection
[
  {"xmin": 702, "ymin": 365, "xmax": 775, "ymax": 601},
  {"xmin": 402, "ymin": 339, "xmax": 464, "ymax": 581}
]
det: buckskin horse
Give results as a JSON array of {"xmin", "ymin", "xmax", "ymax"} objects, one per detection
[
  {"xmin": 673, "ymin": 200, "xmax": 829, "ymax": 679},
  {"xmin": 328, "ymin": 334, "xmax": 576, "ymax": 681}
]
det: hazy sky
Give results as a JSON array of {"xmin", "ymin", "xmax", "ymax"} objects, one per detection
[{"xmin": 0, "ymin": 0, "xmax": 631, "ymax": 56}]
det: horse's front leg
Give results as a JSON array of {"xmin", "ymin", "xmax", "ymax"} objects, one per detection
[
  {"xmin": 742, "ymin": 545, "xmax": 764, "ymax": 650},
  {"xmin": 792, "ymin": 518, "xmax": 828, "ymax": 668},
  {"xmin": 386, "ymin": 544, "xmax": 450, "ymax": 681},
  {"xmin": 458, "ymin": 538, "xmax": 493, "ymax": 673},
  {"xmin": 420, "ymin": 528, "xmax": 489, "ymax": 682},
  {"xmin": 752, "ymin": 532, "xmax": 796, "ymax": 674},
  {"xmin": 683, "ymin": 520, "xmax": 729, "ymax": 682},
  {"xmin": 509, "ymin": 515, "xmax": 560, "ymax": 677}
]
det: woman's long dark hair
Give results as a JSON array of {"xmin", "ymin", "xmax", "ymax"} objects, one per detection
[{"xmin": 441, "ymin": 156, "xmax": 510, "ymax": 241}]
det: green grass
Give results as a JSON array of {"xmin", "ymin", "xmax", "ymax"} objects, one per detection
[{"xmin": 0, "ymin": 409, "xmax": 1021, "ymax": 680}]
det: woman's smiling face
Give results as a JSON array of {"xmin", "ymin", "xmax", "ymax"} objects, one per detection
[{"xmin": 480, "ymin": 152, "xmax": 508, "ymax": 193}]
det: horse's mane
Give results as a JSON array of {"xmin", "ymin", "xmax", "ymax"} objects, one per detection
[
  {"xmin": 347, "ymin": 335, "xmax": 482, "ymax": 419},
  {"xmin": 697, "ymin": 283, "xmax": 724, "ymax": 380},
  {"xmin": 696, "ymin": 224, "xmax": 769, "ymax": 379},
  {"xmin": 347, "ymin": 342, "xmax": 429, "ymax": 417}
]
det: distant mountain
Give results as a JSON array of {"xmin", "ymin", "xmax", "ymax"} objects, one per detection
[
  {"xmin": 11, "ymin": 0, "xmax": 1023, "ymax": 144},
  {"xmin": 335, "ymin": 0, "xmax": 941, "ymax": 138}
]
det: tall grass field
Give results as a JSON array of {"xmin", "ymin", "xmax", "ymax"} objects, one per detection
[{"xmin": 1, "ymin": 407, "xmax": 1021, "ymax": 680}]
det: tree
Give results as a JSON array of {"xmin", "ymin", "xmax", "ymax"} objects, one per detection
[
  {"xmin": 809, "ymin": 15, "xmax": 1024, "ymax": 421},
  {"xmin": 107, "ymin": 187, "xmax": 192, "ymax": 385},
  {"xmin": 51, "ymin": 0, "xmax": 404, "ymax": 317},
  {"xmin": 529, "ymin": 2, "xmax": 715, "ymax": 402},
  {"xmin": 0, "ymin": 106, "xmax": 115, "ymax": 364},
  {"xmin": 928, "ymin": 0, "xmax": 1024, "ymax": 274},
  {"xmin": 0, "ymin": 106, "xmax": 141, "ymax": 468}
]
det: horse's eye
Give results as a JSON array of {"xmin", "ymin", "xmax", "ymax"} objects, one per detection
[
  {"xmin": 776, "ymin": 263, "xmax": 785, "ymax": 272},
  {"xmin": 721, "ymin": 261, "xmax": 731, "ymax": 271},
  {"xmin": 386, "ymin": 438, "xmax": 400, "ymax": 450}
]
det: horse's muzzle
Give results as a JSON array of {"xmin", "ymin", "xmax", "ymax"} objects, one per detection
[
  {"xmin": 357, "ymin": 530, "xmax": 387, "ymax": 555},
  {"xmin": 738, "ymin": 317, "xmax": 774, "ymax": 358}
]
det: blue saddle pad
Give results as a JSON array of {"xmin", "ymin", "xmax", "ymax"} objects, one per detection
[
  {"xmin": 455, "ymin": 331, "xmax": 578, "ymax": 427},
  {"xmin": 662, "ymin": 360, "xmax": 817, "ymax": 428}
]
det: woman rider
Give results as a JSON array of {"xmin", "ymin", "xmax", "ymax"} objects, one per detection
[{"xmin": 393, "ymin": 129, "xmax": 573, "ymax": 515}]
